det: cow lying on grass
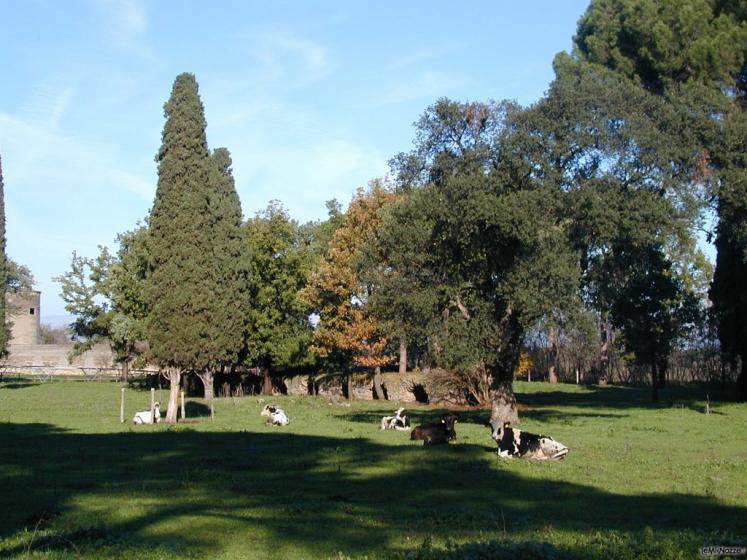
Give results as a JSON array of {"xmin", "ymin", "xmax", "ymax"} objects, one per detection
[
  {"xmin": 261, "ymin": 404, "xmax": 290, "ymax": 426},
  {"xmin": 410, "ymin": 412, "xmax": 458, "ymax": 445},
  {"xmin": 380, "ymin": 408, "xmax": 411, "ymax": 431},
  {"xmin": 489, "ymin": 420, "xmax": 568, "ymax": 460},
  {"xmin": 133, "ymin": 402, "xmax": 161, "ymax": 424}
]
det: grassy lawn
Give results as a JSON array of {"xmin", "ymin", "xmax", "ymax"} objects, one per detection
[{"xmin": 0, "ymin": 379, "xmax": 745, "ymax": 559}]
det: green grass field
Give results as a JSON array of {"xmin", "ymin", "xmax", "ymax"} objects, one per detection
[{"xmin": 0, "ymin": 379, "xmax": 745, "ymax": 559}]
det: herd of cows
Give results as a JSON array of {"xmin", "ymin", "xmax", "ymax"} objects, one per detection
[
  {"xmin": 263, "ymin": 404, "xmax": 570, "ymax": 461},
  {"xmin": 132, "ymin": 401, "xmax": 569, "ymax": 460}
]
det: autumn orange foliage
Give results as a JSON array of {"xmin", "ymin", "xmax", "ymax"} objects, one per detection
[{"xmin": 302, "ymin": 181, "xmax": 397, "ymax": 369}]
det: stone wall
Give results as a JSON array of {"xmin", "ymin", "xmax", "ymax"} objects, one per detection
[
  {"xmin": 3, "ymin": 342, "xmax": 116, "ymax": 376},
  {"xmin": 284, "ymin": 371, "xmax": 433, "ymax": 403}
]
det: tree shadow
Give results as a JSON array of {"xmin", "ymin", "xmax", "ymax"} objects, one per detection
[
  {"xmin": 516, "ymin": 383, "xmax": 726, "ymax": 410},
  {"xmin": 520, "ymin": 409, "xmax": 630, "ymax": 422},
  {"xmin": 0, "ymin": 422, "xmax": 744, "ymax": 558},
  {"xmin": 342, "ymin": 407, "xmax": 629, "ymax": 430},
  {"xmin": 184, "ymin": 401, "xmax": 211, "ymax": 418},
  {"xmin": 343, "ymin": 407, "xmax": 466, "ymax": 427},
  {"xmin": 0, "ymin": 381, "xmax": 39, "ymax": 390}
]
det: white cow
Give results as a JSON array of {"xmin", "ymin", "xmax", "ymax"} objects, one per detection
[
  {"xmin": 380, "ymin": 407, "xmax": 411, "ymax": 430},
  {"xmin": 133, "ymin": 402, "xmax": 161, "ymax": 425},
  {"xmin": 489, "ymin": 420, "xmax": 568, "ymax": 460},
  {"xmin": 261, "ymin": 404, "xmax": 290, "ymax": 426}
]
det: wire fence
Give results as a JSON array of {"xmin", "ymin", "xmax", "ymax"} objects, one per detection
[{"xmin": 0, "ymin": 364, "xmax": 160, "ymax": 383}]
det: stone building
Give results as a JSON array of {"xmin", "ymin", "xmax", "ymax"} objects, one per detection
[
  {"xmin": 7, "ymin": 290, "xmax": 41, "ymax": 345},
  {"xmin": 4, "ymin": 290, "xmax": 114, "ymax": 372}
]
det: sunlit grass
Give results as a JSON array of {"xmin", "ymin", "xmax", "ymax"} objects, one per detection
[{"xmin": 0, "ymin": 379, "xmax": 745, "ymax": 559}]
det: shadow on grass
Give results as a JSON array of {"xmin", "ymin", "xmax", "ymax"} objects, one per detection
[
  {"xmin": 343, "ymin": 408, "xmax": 473, "ymax": 428},
  {"xmin": 0, "ymin": 381, "xmax": 39, "ymax": 390},
  {"xmin": 0, "ymin": 422, "xmax": 745, "ymax": 558},
  {"xmin": 342, "ymin": 407, "xmax": 630, "ymax": 430},
  {"xmin": 184, "ymin": 401, "xmax": 211, "ymax": 418},
  {"xmin": 515, "ymin": 382, "xmax": 739, "ymax": 410},
  {"xmin": 341, "ymin": 384, "xmax": 709, "ymax": 429}
]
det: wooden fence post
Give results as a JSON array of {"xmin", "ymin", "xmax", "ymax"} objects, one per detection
[
  {"xmin": 181, "ymin": 390, "xmax": 185, "ymax": 420},
  {"xmin": 150, "ymin": 388, "xmax": 155, "ymax": 412}
]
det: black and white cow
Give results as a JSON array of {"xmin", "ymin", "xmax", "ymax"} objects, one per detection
[
  {"xmin": 488, "ymin": 420, "xmax": 568, "ymax": 460},
  {"xmin": 410, "ymin": 412, "xmax": 459, "ymax": 445},
  {"xmin": 380, "ymin": 408, "xmax": 411, "ymax": 431},
  {"xmin": 261, "ymin": 404, "xmax": 290, "ymax": 426}
]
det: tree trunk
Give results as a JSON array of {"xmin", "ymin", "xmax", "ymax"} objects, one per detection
[
  {"xmin": 261, "ymin": 366, "xmax": 273, "ymax": 396},
  {"xmin": 720, "ymin": 358, "xmax": 726, "ymax": 392},
  {"xmin": 651, "ymin": 362, "xmax": 659, "ymax": 404},
  {"xmin": 548, "ymin": 327, "xmax": 558, "ymax": 384},
  {"xmin": 198, "ymin": 369, "xmax": 214, "ymax": 401},
  {"xmin": 598, "ymin": 322, "xmax": 612, "ymax": 385},
  {"xmin": 490, "ymin": 377, "xmax": 519, "ymax": 425},
  {"xmin": 346, "ymin": 371, "xmax": 354, "ymax": 400},
  {"xmin": 657, "ymin": 359, "xmax": 667, "ymax": 388},
  {"xmin": 372, "ymin": 366, "xmax": 385, "ymax": 400},
  {"xmin": 121, "ymin": 360, "xmax": 130, "ymax": 383},
  {"xmin": 165, "ymin": 368, "xmax": 181, "ymax": 423},
  {"xmin": 399, "ymin": 338, "xmax": 407, "ymax": 374},
  {"xmin": 490, "ymin": 311, "xmax": 522, "ymax": 424},
  {"xmin": 737, "ymin": 356, "xmax": 746, "ymax": 402},
  {"xmin": 548, "ymin": 362, "xmax": 558, "ymax": 383}
]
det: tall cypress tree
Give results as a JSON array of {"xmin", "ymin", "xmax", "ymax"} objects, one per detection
[
  {"xmin": 147, "ymin": 73, "xmax": 215, "ymax": 422},
  {"xmin": 0, "ymin": 155, "xmax": 9, "ymax": 357},
  {"xmin": 195, "ymin": 147, "xmax": 249, "ymax": 401}
]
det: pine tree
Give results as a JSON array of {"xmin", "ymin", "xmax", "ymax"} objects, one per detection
[
  {"xmin": 147, "ymin": 73, "xmax": 217, "ymax": 422},
  {"xmin": 710, "ymin": 111, "xmax": 747, "ymax": 401},
  {"xmin": 0, "ymin": 155, "xmax": 10, "ymax": 356},
  {"xmin": 574, "ymin": 0, "xmax": 747, "ymax": 400}
]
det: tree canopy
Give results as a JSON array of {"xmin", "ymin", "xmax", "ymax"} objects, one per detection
[
  {"xmin": 302, "ymin": 182, "xmax": 397, "ymax": 378},
  {"xmin": 52, "ymin": 7, "xmax": 747, "ymax": 410},
  {"xmin": 245, "ymin": 201, "xmax": 314, "ymax": 393},
  {"xmin": 574, "ymin": 0, "xmax": 747, "ymax": 400}
]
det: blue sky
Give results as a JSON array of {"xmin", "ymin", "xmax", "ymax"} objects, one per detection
[{"xmin": 1, "ymin": 0, "xmax": 592, "ymax": 325}]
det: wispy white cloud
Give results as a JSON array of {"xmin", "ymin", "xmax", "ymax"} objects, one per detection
[
  {"xmin": 230, "ymin": 139, "xmax": 388, "ymax": 222},
  {"xmin": 377, "ymin": 71, "xmax": 463, "ymax": 106},
  {"xmin": 389, "ymin": 43, "xmax": 462, "ymax": 70},
  {"xmin": 4, "ymin": 200, "xmax": 109, "ymax": 319},
  {"xmin": 1, "ymin": 106, "xmax": 154, "ymax": 318},
  {"xmin": 268, "ymin": 30, "xmax": 327, "ymax": 70},
  {"xmin": 19, "ymin": 83, "xmax": 76, "ymax": 130},
  {"xmin": 5, "ymin": 202, "xmax": 101, "ymax": 260},
  {"xmin": 251, "ymin": 28, "xmax": 331, "ymax": 85},
  {"xmin": 0, "ymin": 101, "xmax": 153, "ymax": 202},
  {"xmin": 99, "ymin": 0, "xmax": 154, "ymax": 59},
  {"xmin": 108, "ymin": 169, "xmax": 154, "ymax": 200}
]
